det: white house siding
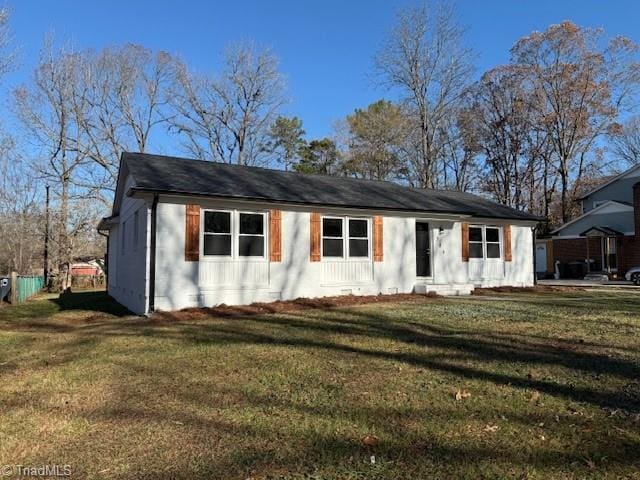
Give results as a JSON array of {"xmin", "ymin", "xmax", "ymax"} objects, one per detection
[
  {"xmin": 150, "ymin": 196, "xmax": 535, "ymax": 313},
  {"xmin": 107, "ymin": 174, "xmax": 150, "ymax": 314}
]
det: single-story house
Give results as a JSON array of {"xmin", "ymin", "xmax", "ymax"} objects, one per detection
[
  {"xmin": 98, "ymin": 153, "xmax": 539, "ymax": 314},
  {"xmin": 549, "ymin": 164, "xmax": 640, "ymax": 278}
]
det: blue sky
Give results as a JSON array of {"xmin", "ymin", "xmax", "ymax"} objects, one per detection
[{"xmin": 3, "ymin": 0, "xmax": 640, "ymax": 143}]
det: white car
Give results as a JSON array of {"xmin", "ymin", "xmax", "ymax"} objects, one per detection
[{"xmin": 625, "ymin": 267, "xmax": 640, "ymax": 285}]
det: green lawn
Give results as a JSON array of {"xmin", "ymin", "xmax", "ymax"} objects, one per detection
[{"xmin": 0, "ymin": 289, "xmax": 639, "ymax": 479}]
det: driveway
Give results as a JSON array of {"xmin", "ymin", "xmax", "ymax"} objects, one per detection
[{"xmin": 538, "ymin": 279, "xmax": 640, "ymax": 289}]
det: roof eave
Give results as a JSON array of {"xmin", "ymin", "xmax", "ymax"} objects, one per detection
[{"xmin": 129, "ymin": 187, "xmax": 540, "ymax": 222}]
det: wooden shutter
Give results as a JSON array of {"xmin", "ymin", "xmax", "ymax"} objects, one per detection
[
  {"xmin": 310, "ymin": 212, "xmax": 321, "ymax": 262},
  {"xmin": 503, "ymin": 224, "xmax": 512, "ymax": 262},
  {"xmin": 373, "ymin": 215, "xmax": 383, "ymax": 262},
  {"xmin": 461, "ymin": 223, "xmax": 469, "ymax": 262},
  {"xmin": 185, "ymin": 204, "xmax": 200, "ymax": 261},
  {"xmin": 269, "ymin": 209, "xmax": 282, "ymax": 262}
]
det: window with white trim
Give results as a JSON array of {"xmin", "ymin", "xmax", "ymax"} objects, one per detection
[
  {"xmin": 322, "ymin": 217, "xmax": 344, "ymax": 257},
  {"xmin": 348, "ymin": 219, "xmax": 369, "ymax": 257},
  {"xmin": 238, "ymin": 212, "xmax": 265, "ymax": 257},
  {"xmin": 485, "ymin": 227, "xmax": 501, "ymax": 258},
  {"xmin": 469, "ymin": 225, "xmax": 502, "ymax": 260},
  {"xmin": 203, "ymin": 211, "xmax": 232, "ymax": 256},
  {"xmin": 202, "ymin": 210, "xmax": 266, "ymax": 258},
  {"xmin": 322, "ymin": 216, "xmax": 370, "ymax": 259}
]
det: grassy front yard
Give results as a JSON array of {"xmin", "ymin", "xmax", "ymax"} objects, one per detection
[{"xmin": 0, "ymin": 289, "xmax": 639, "ymax": 479}]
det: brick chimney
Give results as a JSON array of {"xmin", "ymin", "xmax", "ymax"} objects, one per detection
[{"xmin": 635, "ymin": 181, "xmax": 640, "ymax": 239}]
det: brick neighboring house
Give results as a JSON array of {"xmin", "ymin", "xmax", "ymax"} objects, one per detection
[{"xmin": 548, "ymin": 164, "xmax": 640, "ymax": 279}]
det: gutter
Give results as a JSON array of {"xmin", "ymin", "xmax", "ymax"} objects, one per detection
[{"xmin": 148, "ymin": 194, "xmax": 159, "ymax": 314}]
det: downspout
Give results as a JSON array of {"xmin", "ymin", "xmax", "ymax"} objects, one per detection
[
  {"xmin": 532, "ymin": 226, "xmax": 538, "ymax": 286},
  {"xmin": 148, "ymin": 194, "xmax": 159, "ymax": 314}
]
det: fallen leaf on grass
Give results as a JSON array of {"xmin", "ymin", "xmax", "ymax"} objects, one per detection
[
  {"xmin": 361, "ymin": 434, "xmax": 379, "ymax": 447},
  {"xmin": 529, "ymin": 391, "xmax": 541, "ymax": 404},
  {"xmin": 455, "ymin": 389, "xmax": 471, "ymax": 401},
  {"xmin": 483, "ymin": 424, "xmax": 499, "ymax": 433},
  {"xmin": 585, "ymin": 458, "xmax": 596, "ymax": 469}
]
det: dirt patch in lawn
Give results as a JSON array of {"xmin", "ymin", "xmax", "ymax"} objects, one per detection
[{"xmin": 153, "ymin": 292, "xmax": 438, "ymax": 321}]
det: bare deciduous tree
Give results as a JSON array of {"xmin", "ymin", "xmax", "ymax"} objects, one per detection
[
  {"xmin": 74, "ymin": 44, "xmax": 174, "ymax": 205},
  {"xmin": 471, "ymin": 66, "xmax": 537, "ymax": 209},
  {"xmin": 170, "ymin": 41, "xmax": 287, "ymax": 166},
  {"xmin": 511, "ymin": 21, "xmax": 640, "ymax": 222},
  {"xmin": 438, "ymin": 105, "xmax": 480, "ymax": 192},
  {"xmin": 610, "ymin": 116, "xmax": 640, "ymax": 167},
  {"xmin": 374, "ymin": 2, "xmax": 475, "ymax": 188},
  {"xmin": 13, "ymin": 40, "xmax": 95, "ymax": 287},
  {"xmin": 0, "ymin": 7, "xmax": 15, "ymax": 77},
  {"xmin": 0, "ymin": 142, "xmax": 44, "ymax": 275}
]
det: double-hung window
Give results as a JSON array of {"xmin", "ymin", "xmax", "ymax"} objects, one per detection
[
  {"xmin": 202, "ymin": 210, "xmax": 266, "ymax": 258},
  {"xmin": 485, "ymin": 227, "xmax": 501, "ymax": 258},
  {"xmin": 348, "ymin": 219, "xmax": 369, "ymax": 257},
  {"xmin": 322, "ymin": 217, "xmax": 344, "ymax": 257},
  {"xmin": 203, "ymin": 211, "xmax": 232, "ymax": 256},
  {"xmin": 238, "ymin": 213, "xmax": 265, "ymax": 257},
  {"xmin": 322, "ymin": 216, "xmax": 370, "ymax": 259},
  {"xmin": 469, "ymin": 225, "xmax": 502, "ymax": 260}
]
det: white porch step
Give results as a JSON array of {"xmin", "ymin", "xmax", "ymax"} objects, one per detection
[{"xmin": 414, "ymin": 283, "xmax": 474, "ymax": 296}]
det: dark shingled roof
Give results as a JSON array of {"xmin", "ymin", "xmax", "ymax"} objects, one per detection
[{"xmin": 121, "ymin": 152, "xmax": 540, "ymax": 221}]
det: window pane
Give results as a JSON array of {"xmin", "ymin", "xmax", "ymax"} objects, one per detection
[
  {"xmin": 349, "ymin": 239, "xmax": 368, "ymax": 257},
  {"xmin": 487, "ymin": 243, "xmax": 500, "ymax": 258},
  {"xmin": 239, "ymin": 236, "xmax": 264, "ymax": 256},
  {"xmin": 239, "ymin": 213, "xmax": 263, "ymax": 235},
  {"xmin": 469, "ymin": 227, "xmax": 482, "ymax": 242},
  {"xmin": 486, "ymin": 228, "xmax": 500, "ymax": 243},
  {"xmin": 323, "ymin": 218, "xmax": 343, "ymax": 237},
  {"xmin": 204, "ymin": 234, "xmax": 231, "ymax": 255},
  {"xmin": 469, "ymin": 242, "xmax": 483, "ymax": 258},
  {"xmin": 204, "ymin": 211, "xmax": 230, "ymax": 233},
  {"xmin": 323, "ymin": 238, "xmax": 343, "ymax": 257},
  {"xmin": 349, "ymin": 219, "xmax": 367, "ymax": 238}
]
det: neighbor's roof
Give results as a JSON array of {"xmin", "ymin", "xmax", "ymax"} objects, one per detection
[
  {"xmin": 118, "ymin": 152, "xmax": 540, "ymax": 222},
  {"xmin": 577, "ymin": 163, "xmax": 640, "ymax": 200},
  {"xmin": 579, "ymin": 226, "xmax": 625, "ymax": 237}
]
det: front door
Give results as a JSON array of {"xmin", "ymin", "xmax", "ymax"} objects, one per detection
[{"xmin": 415, "ymin": 222, "xmax": 431, "ymax": 277}]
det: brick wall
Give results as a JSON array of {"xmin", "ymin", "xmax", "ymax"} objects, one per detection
[
  {"xmin": 619, "ymin": 236, "xmax": 640, "ymax": 274},
  {"xmin": 553, "ymin": 236, "xmax": 640, "ymax": 277},
  {"xmin": 553, "ymin": 237, "xmax": 602, "ymax": 268}
]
